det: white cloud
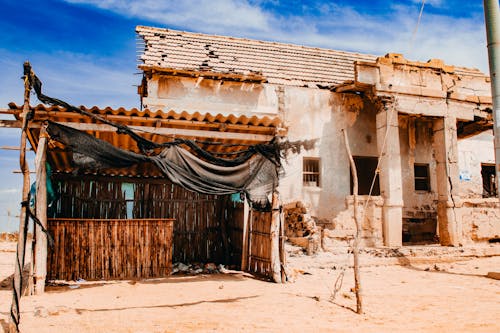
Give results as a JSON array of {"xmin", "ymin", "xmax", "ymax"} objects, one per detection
[
  {"xmin": 63, "ymin": 0, "xmax": 489, "ymax": 73},
  {"xmin": 67, "ymin": 0, "xmax": 272, "ymax": 33}
]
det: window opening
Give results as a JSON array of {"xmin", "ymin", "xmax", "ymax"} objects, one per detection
[
  {"xmin": 350, "ymin": 156, "xmax": 380, "ymax": 195},
  {"xmin": 481, "ymin": 164, "xmax": 497, "ymax": 198},
  {"xmin": 414, "ymin": 163, "xmax": 430, "ymax": 191},
  {"xmin": 303, "ymin": 158, "xmax": 320, "ymax": 187}
]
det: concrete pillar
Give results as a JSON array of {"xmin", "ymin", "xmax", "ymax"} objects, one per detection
[
  {"xmin": 433, "ymin": 117, "xmax": 462, "ymax": 246},
  {"xmin": 376, "ymin": 106, "xmax": 403, "ymax": 247}
]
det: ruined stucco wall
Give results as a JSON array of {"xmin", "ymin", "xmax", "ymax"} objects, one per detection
[
  {"xmin": 279, "ymin": 89, "xmax": 379, "ymax": 219},
  {"xmin": 143, "ymin": 75, "xmax": 279, "ymax": 116},
  {"xmin": 279, "ymin": 88, "xmax": 383, "ymax": 245},
  {"xmin": 322, "ymin": 196, "xmax": 384, "ymax": 248},
  {"xmin": 457, "ymin": 130, "xmax": 495, "ymax": 198}
]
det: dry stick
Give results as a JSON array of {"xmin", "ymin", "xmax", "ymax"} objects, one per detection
[
  {"xmin": 342, "ymin": 129, "xmax": 363, "ymax": 315},
  {"xmin": 9, "ymin": 61, "xmax": 32, "ymax": 333}
]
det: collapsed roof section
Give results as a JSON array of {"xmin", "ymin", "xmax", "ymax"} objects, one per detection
[
  {"xmin": 136, "ymin": 25, "xmax": 378, "ymax": 88},
  {"xmin": 333, "ymin": 53, "xmax": 493, "ymax": 138}
]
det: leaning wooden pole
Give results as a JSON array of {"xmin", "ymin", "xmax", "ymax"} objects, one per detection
[
  {"xmin": 9, "ymin": 61, "xmax": 33, "ymax": 333},
  {"xmin": 342, "ymin": 129, "xmax": 363, "ymax": 314},
  {"xmin": 34, "ymin": 124, "xmax": 48, "ymax": 294}
]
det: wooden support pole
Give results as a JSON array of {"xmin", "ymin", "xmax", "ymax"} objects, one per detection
[
  {"xmin": 270, "ymin": 191, "xmax": 282, "ymax": 283},
  {"xmin": 34, "ymin": 124, "xmax": 48, "ymax": 295},
  {"xmin": 219, "ymin": 196, "xmax": 230, "ymax": 265},
  {"xmin": 10, "ymin": 61, "xmax": 33, "ymax": 333},
  {"xmin": 342, "ymin": 129, "xmax": 363, "ymax": 315},
  {"xmin": 241, "ymin": 200, "xmax": 250, "ymax": 271},
  {"xmin": 279, "ymin": 204, "xmax": 286, "ymax": 282}
]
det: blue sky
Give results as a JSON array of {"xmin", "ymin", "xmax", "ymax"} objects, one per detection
[{"xmin": 0, "ymin": 0, "xmax": 491, "ymax": 230}]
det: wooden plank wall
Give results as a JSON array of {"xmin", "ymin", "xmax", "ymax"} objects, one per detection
[
  {"xmin": 47, "ymin": 218, "xmax": 174, "ymax": 280},
  {"xmin": 226, "ymin": 201, "xmax": 244, "ymax": 267},
  {"xmin": 51, "ymin": 175, "xmax": 244, "ymax": 275},
  {"xmin": 247, "ymin": 210, "xmax": 272, "ymax": 277}
]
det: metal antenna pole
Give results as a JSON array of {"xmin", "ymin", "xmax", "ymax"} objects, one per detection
[{"xmin": 484, "ymin": 0, "xmax": 500, "ymax": 198}]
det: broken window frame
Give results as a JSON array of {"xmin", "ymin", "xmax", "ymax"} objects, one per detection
[
  {"xmin": 303, "ymin": 157, "xmax": 320, "ymax": 187},
  {"xmin": 414, "ymin": 163, "xmax": 431, "ymax": 192}
]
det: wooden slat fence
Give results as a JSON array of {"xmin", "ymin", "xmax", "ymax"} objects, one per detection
[
  {"xmin": 47, "ymin": 218, "xmax": 174, "ymax": 280},
  {"xmin": 50, "ymin": 175, "xmax": 245, "ymax": 279},
  {"xmin": 226, "ymin": 201, "xmax": 244, "ymax": 267},
  {"xmin": 247, "ymin": 210, "xmax": 273, "ymax": 276}
]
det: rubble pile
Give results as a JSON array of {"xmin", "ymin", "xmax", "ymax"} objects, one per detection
[
  {"xmin": 284, "ymin": 202, "xmax": 320, "ymax": 254},
  {"xmin": 284, "ymin": 202, "xmax": 316, "ymax": 237},
  {"xmin": 172, "ymin": 262, "xmax": 228, "ymax": 275}
]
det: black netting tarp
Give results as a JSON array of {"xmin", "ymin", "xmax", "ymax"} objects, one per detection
[{"xmin": 47, "ymin": 121, "xmax": 278, "ymax": 207}]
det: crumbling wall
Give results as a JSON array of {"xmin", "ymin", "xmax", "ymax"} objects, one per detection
[
  {"xmin": 322, "ymin": 196, "xmax": 384, "ymax": 249},
  {"xmin": 144, "ymin": 74, "xmax": 278, "ymax": 116},
  {"xmin": 461, "ymin": 198, "xmax": 500, "ymax": 243},
  {"xmin": 279, "ymin": 89, "xmax": 378, "ymax": 222},
  {"xmin": 457, "ymin": 131, "xmax": 495, "ymax": 198}
]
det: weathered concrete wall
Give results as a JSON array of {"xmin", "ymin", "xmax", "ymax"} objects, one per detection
[
  {"xmin": 398, "ymin": 116, "xmax": 437, "ymax": 218},
  {"xmin": 279, "ymin": 89, "xmax": 379, "ymax": 220},
  {"xmin": 143, "ymin": 74, "xmax": 279, "ymax": 116},
  {"xmin": 461, "ymin": 198, "xmax": 500, "ymax": 243},
  {"xmin": 458, "ymin": 131, "xmax": 495, "ymax": 198},
  {"xmin": 322, "ymin": 196, "xmax": 384, "ymax": 248}
]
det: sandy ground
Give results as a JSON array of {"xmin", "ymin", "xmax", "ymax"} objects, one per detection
[{"xmin": 1, "ymin": 241, "xmax": 499, "ymax": 333}]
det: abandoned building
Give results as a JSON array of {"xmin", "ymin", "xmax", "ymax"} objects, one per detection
[
  {"xmin": 6, "ymin": 25, "xmax": 500, "ymax": 292},
  {"xmin": 135, "ymin": 25, "xmax": 499, "ymax": 248}
]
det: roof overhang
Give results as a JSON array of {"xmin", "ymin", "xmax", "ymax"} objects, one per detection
[
  {"xmin": 4, "ymin": 103, "xmax": 283, "ymax": 177},
  {"xmin": 139, "ymin": 65, "xmax": 267, "ymax": 83}
]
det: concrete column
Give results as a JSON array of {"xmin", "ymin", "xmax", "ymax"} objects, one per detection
[
  {"xmin": 376, "ymin": 107, "xmax": 403, "ymax": 247},
  {"xmin": 433, "ymin": 117, "xmax": 462, "ymax": 246}
]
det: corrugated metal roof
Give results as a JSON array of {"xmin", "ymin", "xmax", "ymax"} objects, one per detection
[
  {"xmin": 136, "ymin": 26, "xmax": 378, "ymax": 87},
  {"xmin": 8, "ymin": 103, "xmax": 281, "ymax": 178}
]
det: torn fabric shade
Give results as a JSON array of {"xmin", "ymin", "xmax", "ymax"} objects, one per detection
[{"xmin": 46, "ymin": 121, "xmax": 278, "ymax": 206}]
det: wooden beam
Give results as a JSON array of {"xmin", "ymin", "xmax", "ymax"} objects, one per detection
[
  {"xmin": 34, "ymin": 125, "xmax": 48, "ymax": 295},
  {"xmin": 140, "ymin": 65, "xmax": 266, "ymax": 83},
  {"xmin": 31, "ymin": 122, "xmax": 274, "ymax": 142},
  {"xmin": 0, "ymin": 120, "xmax": 22, "ymax": 128},
  {"xmin": 1, "ymin": 146, "xmax": 33, "ymax": 151}
]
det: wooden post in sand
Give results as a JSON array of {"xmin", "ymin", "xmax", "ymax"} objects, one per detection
[
  {"xmin": 270, "ymin": 191, "xmax": 282, "ymax": 283},
  {"xmin": 9, "ymin": 61, "xmax": 33, "ymax": 333},
  {"xmin": 241, "ymin": 200, "xmax": 250, "ymax": 271},
  {"xmin": 342, "ymin": 129, "xmax": 363, "ymax": 314},
  {"xmin": 34, "ymin": 124, "xmax": 48, "ymax": 294}
]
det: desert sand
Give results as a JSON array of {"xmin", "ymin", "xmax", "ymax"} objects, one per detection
[{"xmin": 1, "ymin": 241, "xmax": 499, "ymax": 333}]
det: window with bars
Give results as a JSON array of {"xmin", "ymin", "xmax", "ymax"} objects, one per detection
[
  {"xmin": 414, "ymin": 163, "xmax": 430, "ymax": 191},
  {"xmin": 303, "ymin": 157, "xmax": 320, "ymax": 187}
]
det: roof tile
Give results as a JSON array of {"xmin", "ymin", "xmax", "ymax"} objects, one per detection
[{"xmin": 136, "ymin": 26, "xmax": 378, "ymax": 86}]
